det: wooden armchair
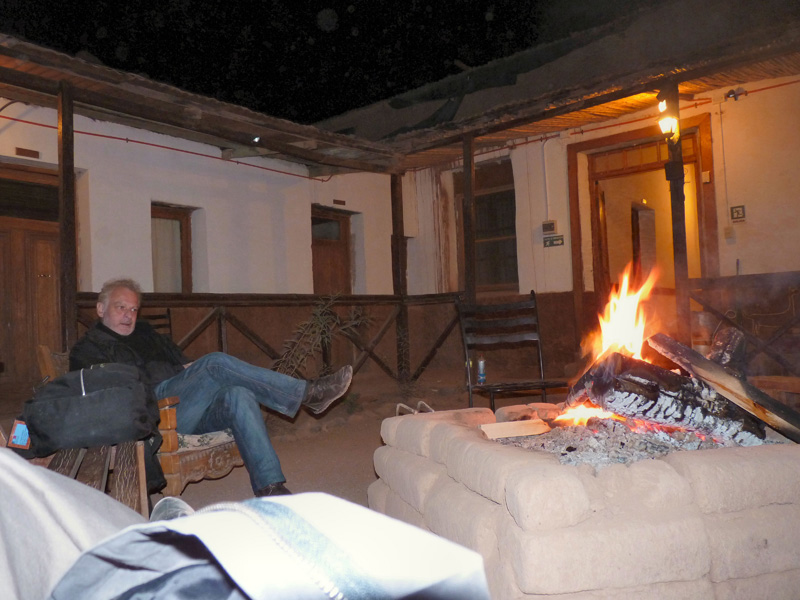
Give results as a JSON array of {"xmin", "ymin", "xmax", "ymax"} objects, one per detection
[{"xmin": 37, "ymin": 345, "xmax": 243, "ymax": 498}]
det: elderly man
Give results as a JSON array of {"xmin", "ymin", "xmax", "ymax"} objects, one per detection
[{"xmin": 70, "ymin": 278, "xmax": 353, "ymax": 497}]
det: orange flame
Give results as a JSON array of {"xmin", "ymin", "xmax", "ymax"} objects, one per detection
[
  {"xmin": 585, "ymin": 265, "xmax": 658, "ymax": 362},
  {"xmin": 554, "ymin": 402, "xmax": 626, "ymax": 427}
]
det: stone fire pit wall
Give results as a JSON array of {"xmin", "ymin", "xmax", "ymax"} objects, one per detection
[{"xmin": 367, "ymin": 407, "xmax": 800, "ymax": 599}]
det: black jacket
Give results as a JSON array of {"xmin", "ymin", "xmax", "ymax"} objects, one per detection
[
  {"xmin": 70, "ymin": 320, "xmax": 189, "ymax": 395},
  {"xmin": 69, "ymin": 320, "xmax": 189, "ymax": 494}
]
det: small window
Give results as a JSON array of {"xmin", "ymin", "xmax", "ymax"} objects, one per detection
[
  {"xmin": 151, "ymin": 204, "xmax": 193, "ymax": 293},
  {"xmin": 312, "ymin": 217, "xmax": 341, "ymax": 241},
  {"xmin": 456, "ymin": 160, "xmax": 518, "ymax": 290}
]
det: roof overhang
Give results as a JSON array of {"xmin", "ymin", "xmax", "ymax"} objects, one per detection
[
  {"xmin": 0, "ymin": 35, "xmax": 403, "ymax": 177},
  {"xmin": 318, "ymin": 0, "xmax": 800, "ymax": 171}
]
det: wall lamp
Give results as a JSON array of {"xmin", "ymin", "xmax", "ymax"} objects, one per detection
[
  {"xmin": 657, "ymin": 87, "xmax": 680, "ymax": 143},
  {"xmin": 725, "ymin": 87, "xmax": 747, "ymax": 101}
]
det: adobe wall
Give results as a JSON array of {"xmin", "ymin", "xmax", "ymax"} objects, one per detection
[{"xmin": 369, "ymin": 407, "xmax": 800, "ymax": 599}]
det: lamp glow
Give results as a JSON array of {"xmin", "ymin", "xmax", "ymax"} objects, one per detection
[
  {"xmin": 659, "ymin": 116, "xmax": 678, "ymax": 136},
  {"xmin": 657, "ymin": 90, "xmax": 680, "ymax": 142}
]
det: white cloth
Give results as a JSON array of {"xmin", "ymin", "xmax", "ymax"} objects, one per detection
[
  {"xmin": 52, "ymin": 493, "xmax": 491, "ymax": 599},
  {"xmin": 0, "ymin": 448, "xmax": 145, "ymax": 600}
]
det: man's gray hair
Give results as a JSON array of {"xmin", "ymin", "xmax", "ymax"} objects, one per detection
[{"xmin": 98, "ymin": 278, "xmax": 142, "ymax": 307}]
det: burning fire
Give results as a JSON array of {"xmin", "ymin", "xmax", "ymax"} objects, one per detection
[
  {"xmin": 560, "ymin": 265, "xmax": 661, "ymax": 429},
  {"xmin": 585, "ymin": 265, "xmax": 658, "ymax": 362},
  {"xmin": 554, "ymin": 403, "xmax": 625, "ymax": 426}
]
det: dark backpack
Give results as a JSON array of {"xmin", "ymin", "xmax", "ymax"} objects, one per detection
[{"xmin": 22, "ymin": 363, "xmax": 159, "ymax": 457}]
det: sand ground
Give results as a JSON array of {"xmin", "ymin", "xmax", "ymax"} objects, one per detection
[{"xmin": 153, "ymin": 368, "xmax": 470, "ymax": 510}]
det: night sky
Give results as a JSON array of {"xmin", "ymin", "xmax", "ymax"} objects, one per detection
[{"xmin": 1, "ymin": 1, "xmax": 650, "ymax": 124}]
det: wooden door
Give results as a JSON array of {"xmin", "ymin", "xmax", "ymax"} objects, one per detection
[
  {"xmin": 0, "ymin": 216, "xmax": 60, "ymax": 418},
  {"xmin": 311, "ymin": 207, "xmax": 352, "ymax": 295}
]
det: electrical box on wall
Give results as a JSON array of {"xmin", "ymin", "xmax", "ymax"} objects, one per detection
[{"xmin": 542, "ymin": 220, "xmax": 558, "ymax": 235}]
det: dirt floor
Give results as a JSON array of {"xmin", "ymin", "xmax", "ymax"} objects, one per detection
[{"xmin": 154, "ymin": 368, "xmax": 471, "ymax": 510}]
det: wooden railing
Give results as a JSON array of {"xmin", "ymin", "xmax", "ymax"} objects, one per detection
[
  {"xmin": 77, "ymin": 292, "xmax": 463, "ymax": 384},
  {"xmin": 688, "ymin": 272, "xmax": 800, "ymax": 377}
]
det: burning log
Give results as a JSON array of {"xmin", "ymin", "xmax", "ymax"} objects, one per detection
[
  {"xmin": 569, "ymin": 352, "xmax": 766, "ymax": 445},
  {"xmin": 647, "ymin": 332, "xmax": 800, "ymax": 443}
]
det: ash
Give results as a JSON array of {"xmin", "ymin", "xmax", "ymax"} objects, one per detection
[{"xmin": 498, "ymin": 418, "xmax": 758, "ymax": 470}]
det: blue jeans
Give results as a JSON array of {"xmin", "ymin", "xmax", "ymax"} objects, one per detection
[{"xmin": 154, "ymin": 353, "xmax": 308, "ymax": 492}]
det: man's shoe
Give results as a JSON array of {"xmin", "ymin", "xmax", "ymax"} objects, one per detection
[
  {"xmin": 302, "ymin": 365, "xmax": 353, "ymax": 415},
  {"xmin": 255, "ymin": 482, "xmax": 292, "ymax": 497}
]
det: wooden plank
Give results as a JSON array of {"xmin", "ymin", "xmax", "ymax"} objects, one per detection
[
  {"xmin": 108, "ymin": 441, "xmax": 146, "ymax": 518},
  {"xmin": 479, "ymin": 419, "xmax": 551, "ymax": 440},
  {"xmin": 647, "ymin": 332, "xmax": 800, "ymax": 443},
  {"xmin": 748, "ymin": 376, "xmax": 800, "ymax": 396},
  {"xmin": 74, "ymin": 446, "xmax": 111, "ymax": 492}
]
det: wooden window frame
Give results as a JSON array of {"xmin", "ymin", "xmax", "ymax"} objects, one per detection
[
  {"xmin": 151, "ymin": 204, "xmax": 192, "ymax": 293},
  {"xmin": 455, "ymin": 159, "xmax": 519, "ymax": 293}
]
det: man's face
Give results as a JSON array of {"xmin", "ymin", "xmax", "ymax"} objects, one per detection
[{"xmin": 97, "ymin": 286, "xmax": 139, "ymax": 336}]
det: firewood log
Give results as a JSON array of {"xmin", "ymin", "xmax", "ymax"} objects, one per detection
[
  {"xmin": 647, "ymin": 332, "xmax": 800, "ymax": 443},
  {"xmin": 570, "ymin": 352, "xmax": 766, "ymax": 445}
]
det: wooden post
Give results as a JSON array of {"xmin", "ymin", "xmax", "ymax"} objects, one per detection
[
  {"xmin": 58, "ymin": 81, "xmax": 78, "ymax": 350},
  {"xmin": 660, "ymin": 83, "xmax": 691, "ymax": 345},
  {"xmin": 462, "ymin": 135, "xmax": 477, "ymax": 303},
  {"xmin": 390, "ymin": 174, "xmax": 410, "ymax": 382}
]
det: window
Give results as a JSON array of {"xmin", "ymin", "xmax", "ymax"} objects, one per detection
[
  {"xmin": 475, "ymin": 188, "xmax": 518, "ymax": 287},
  {"xmin": 455, "ymin": 159, "xmax": 518, "ymax": 290},
  {"xmin": 151, "ymin": 204, "xmax": 192, "ymax": 293}
]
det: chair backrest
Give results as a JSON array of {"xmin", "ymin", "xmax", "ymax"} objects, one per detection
[
  {"xmin": 456, "ymin": 291, "xmax": 546, "ymax": 384},
  {"xmin": 140, "ymin": 308, "xmax": 173, "ymax": 338},
  {"xmin": 37, "ymin": 345, "xmax": 70, "ymax": 381}
]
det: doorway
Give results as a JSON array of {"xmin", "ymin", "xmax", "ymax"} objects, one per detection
[
  {"xmin": 589, "ymin": 138, "xmax": 703, "ymax": 334},
  {"xmin": 311, "ymin": 205, "xmax": 352, "ymax": 295},
  {"xmin": 568, "ymin": 114, "xmax": 718, "ymax": 339},
  {"xmin": 0, "ymin": 169, "xmax": 61, "ymax": 418}
]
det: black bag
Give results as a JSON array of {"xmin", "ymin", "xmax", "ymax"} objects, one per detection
[{"xmin": 22, "ymin": 363, "xmax": 159, "ymax": 457}]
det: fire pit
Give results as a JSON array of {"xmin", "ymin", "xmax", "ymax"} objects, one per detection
[
  {"xmin": 369, "ymin": 269, "xmax": 800, "ymax": 598},
  {"xmin": 369, "ymin": 404, "xmax": 800, "ymax": 598}
]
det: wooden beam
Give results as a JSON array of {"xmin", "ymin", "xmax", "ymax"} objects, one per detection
[
  {"xmin": 58, "ymin": 81, "xmax": 77, "ymax": 350},
  {"xmin": 391, "ymin": 174, "xmax": 410, "ymax": 381},
  {"xmin": 462, "ymin": 135, "xmax": 476, "ymax": 302}
]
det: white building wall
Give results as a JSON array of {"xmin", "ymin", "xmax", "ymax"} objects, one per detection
[
  {"xmin": 405, "ymin": 74, "xmax": 800, "ymax": 296},
  {"xmin": 2, "ymin": 73, "xmax": 798, "ymax": 298},
  {"xmin": 510, "ymin": 137, "xmax": 572, "ymax": 294},
  {"xmin": 707, "ymin": 77, "xmax": 800, "ymax": 276},
  {"xmin": 0, "ymin": 100, "xmax": 393, "ymax": 294},
  {"xmin": 309, "ymin": 172, "xmax": 393, "ymax": 295}
]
